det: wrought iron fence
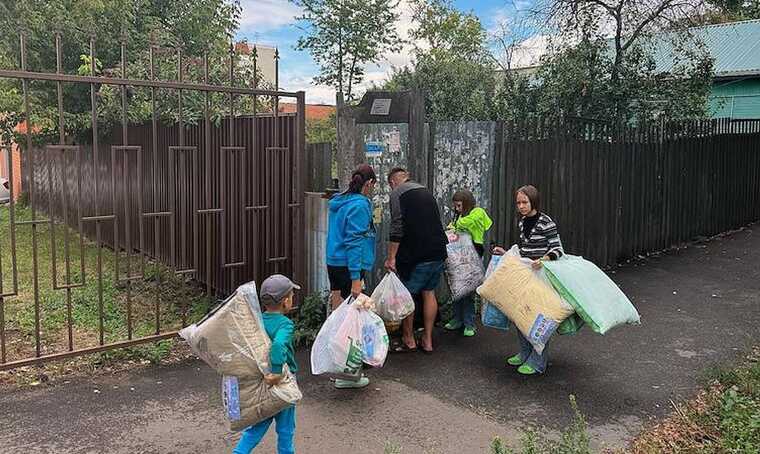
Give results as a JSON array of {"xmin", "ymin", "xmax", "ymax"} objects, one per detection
[{"xmin": 0, "ymin": 31, "xmax": 305, "ymax": 370}]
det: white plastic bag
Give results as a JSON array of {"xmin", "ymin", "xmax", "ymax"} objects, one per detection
[
  {"xmin": 358, "ymin": 309, "xmax": 390, "ymax": 367},
  {"xmin": 311, "ymin": 296, "xmax": 389, "ymax": 375},
  {"xmin": 444, "ymin": 231, "xmax": 485, "ymax": 301},
  {"xmin": 370, "ymin": 272, "xmax": 415, "ymax": 323}
]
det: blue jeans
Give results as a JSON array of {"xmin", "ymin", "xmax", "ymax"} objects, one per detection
[
  {"xmin": 452, "ymin": 293, "xmax": 476, "ymax": 329},
  {"xmin": 233, "ymin": 406, "xmax": 296, "ymax": 454},
  {"xmin": 516, "ymin": 331, "xmax": 549, "ymax": 373}
]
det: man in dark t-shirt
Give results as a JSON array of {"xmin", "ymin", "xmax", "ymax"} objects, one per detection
[{"xmin": 384, "ymin": 167, "xmax": 447, "ymax": 354}]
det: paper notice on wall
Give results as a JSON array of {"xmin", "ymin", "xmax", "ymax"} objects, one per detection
[
  {"xmin": 388, "ymin": 131, "xmax": 401, "ymax": 154},
  {"xmin": 365, "ymin": 141, "xmax": 385, "ymax": 158},
  {"xmin": 370, "ymin": 99, "xmax": 392, "ymax": 115}
]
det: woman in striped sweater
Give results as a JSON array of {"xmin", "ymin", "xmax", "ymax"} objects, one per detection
[{"xmin": 493, "ymin": 185, "xmax": 563, "ymax": 375}]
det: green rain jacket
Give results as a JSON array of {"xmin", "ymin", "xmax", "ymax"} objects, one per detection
[{"xmin": 449, "ymin": 207, "xmax": 493, "ymax": 245}]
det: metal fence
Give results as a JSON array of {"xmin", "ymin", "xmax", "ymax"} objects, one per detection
[
  {"xmin": 338, "ymin": 117, "xmax": 760, "ymax": 293},
  {"xmin": 27, "ymin": 115, "xmax": 301, "ymax": 296},
  {"xmin": 0, "ymin": 32, "xmax": 305, "ymax": 370}
]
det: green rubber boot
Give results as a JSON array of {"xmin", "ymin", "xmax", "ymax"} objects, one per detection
[
  {"xmin": 444, "ymin": 320, "xmax": 463, "ymax": 331},
  {"xmin": 517, "ymin": 364, "xmax": 538, "ymax": 375},
  {"xmin": 506, "ymin": 354, "xmax": 524, "ymax": 366},
  {"xmin": 334, "ymin": 375, "xmax": 370, "ymax": 389}
]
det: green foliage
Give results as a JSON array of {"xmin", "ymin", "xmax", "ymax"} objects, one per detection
[
  {"xmin": 528, "ymin": 0, "xmax": 714, "ymax": 123},
  {"xmin": 555, "ymin": 395, "xmax": 591, "ymax": 454},
  {"xmin": 383, "ymin": 441, "xmax": 402, "ymax": 454},
  {"xmin": 719, "ymin": 386, "xmax": 760, "ymax": 451},
  {"xmin": 291, "ymin": 291, "xmax": 328, "ymax": 347},
  {"xmin": 700, "ymin": 0, "xmax": 760, "ymax": 24},
  {"xmin": 383, "ymin": 0, "xmax": 498, "ymax": 120},
  {"xmin": 512, "ymin": 35, "xmax": 713, "ymax": 123},
  {"xmin": 386, "ymin": 0, "xmax": 712, "ymax": 124},
  {"xmin": 0, "ymin": 0, "xmax": 274, "ymax": 146},
  {"xmin": 92, "ymin": 339, "xmax": 175, "ymax": 366},
  {"xmin": 703, "ymin": 353, "xmax": 760, "ymax": 451},
  {"xmin": 293, "ymin": 0, "xmax": 403, "ymax": 101},
  {"xmin": 490, "ymin": 436, "xmax": 514, "ymax": 454},
  {"xmin": 490, "ymin": 396, "xmax": 590, "ymax": 454},
  {"xmin": 632, "ymin": 348, "xmax": 760, "ymax": 452},
  {"xmin": 0, "ymin": 204, "xmax": 211, "ymax": 365},
  {"xmin": 306, "ymin": 111, "xmax": 337, "ymax": 144}
]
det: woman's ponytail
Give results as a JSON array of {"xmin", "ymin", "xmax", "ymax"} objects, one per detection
[{"xmin": 347, "ymin": 164, "xmax": 377, "ymax": 194}]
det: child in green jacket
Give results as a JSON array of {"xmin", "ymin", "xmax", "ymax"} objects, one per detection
[{"xmin": 445, "ymin": 190, "xmax": 492, "ymax": 337}]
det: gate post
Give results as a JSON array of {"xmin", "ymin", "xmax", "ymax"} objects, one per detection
[
  {"xmin": 296, "ymin": 91, "xmax": 307, "ymax": 301},
  {"xmin": 335, "ymin": 92, "xmax": 364, "ymax": 188},
  {"xmin": 407, "ymin": 88, "xmax": 426, "ymax": 186}
]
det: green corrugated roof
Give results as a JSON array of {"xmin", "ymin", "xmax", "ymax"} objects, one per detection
[{"xmin": 648, "ymin": 19, "xmax": 760, "ymax": 78}]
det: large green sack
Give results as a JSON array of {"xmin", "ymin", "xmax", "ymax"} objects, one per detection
[
  {"xmin": 557, "ymin": 313, "xmax": 585, "ymax": 335},
  {"xmin": 543, "ymin": 256, "xmax": 640, "ymax": 335}
]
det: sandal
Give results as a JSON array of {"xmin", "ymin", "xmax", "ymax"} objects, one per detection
[{"xmin": 391, "ymin": 343, "xmax": 418, "ymax": 353}]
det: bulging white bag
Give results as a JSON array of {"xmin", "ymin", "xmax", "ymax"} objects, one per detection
[
  {"xmin": 370, "ymin": 272, "xmax": 415, "ymax": 323},
  {"xmin": 445, "ymin": 231, "xmax": 485, "ymax": 301},
  {"xmin": 358, "ymin": 309, "xmax": 390, "ymax": 367},
  {"xmin": 311, "ymin": 296, "xmax": 389, "ymax": 375}
]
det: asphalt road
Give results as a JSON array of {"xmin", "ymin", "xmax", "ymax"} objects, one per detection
[{"xmin": 2, "ymin": 227, "xmax": 758, "ymax": 454}]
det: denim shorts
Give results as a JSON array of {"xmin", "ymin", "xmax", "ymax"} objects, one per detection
[{"xmin": 402, "ymin": 261, "xmax": 444, "ymax": 294}]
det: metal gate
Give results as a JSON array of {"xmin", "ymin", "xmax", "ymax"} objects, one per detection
[{"xmin": 0, "ymin": 32, "xmax": 305, "ymax": 370}]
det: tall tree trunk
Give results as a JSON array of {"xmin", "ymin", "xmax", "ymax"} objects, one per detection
[
  {"xmin": 611, "ymin": 7, "xmax": 624, "ymax": 121},
  {"xmin": 338, "ymin": 5, "xmax": 345, "ymax": 98},
  {"xmin": 346, "ymin": 56, "xmax": 357, "ymax": 101}
]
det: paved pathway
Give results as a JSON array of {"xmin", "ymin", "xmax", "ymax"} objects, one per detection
[{"xmin": 2, "ymin": 227, "xmax": 758, "ymax": 453}]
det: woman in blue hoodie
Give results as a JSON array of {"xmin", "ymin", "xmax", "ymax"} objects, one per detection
[{"xmin": 325, "ymin": 164, "xmax": 377, "ymax": 389}]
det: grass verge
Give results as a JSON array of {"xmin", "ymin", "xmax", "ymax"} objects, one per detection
[
  {"xmin": 0, "ymin": 204, "xmax": 213, "ymax": 387},
  {"xmin": 625, "ymin": 346, "xmax": 760, "ymax": 453}
]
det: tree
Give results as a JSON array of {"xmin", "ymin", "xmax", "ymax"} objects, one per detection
[
  {"xmin": 383, "ymin": 0, "xmax": 498, "ymax": 120},
  {"xmin": 0, "ymin": 0, "xmax": 273, "ymax": 145},
  {"xmin": 521, "ymin": 35, "xmax": 713, "ymax": 122},
  {"xmin": 306, "ymin": 111, "xmax": 337, "ymax": 143},
  {"xmin": 697, "ymin": 0, "xmax": 760, "ymax": 23},
  {"xmin": 489, "ymin": 14, "xmax": 542, "ymax": 121},
  {"xmin": 292, "ymin": 0, "xmax": 403, "ymax": 101},
  {"xmin": 533, "ymin": 0, "xmax": 713, "ymax": 121}
]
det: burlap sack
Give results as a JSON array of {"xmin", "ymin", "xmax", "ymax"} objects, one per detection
[
  {"xmin": 180, "ymin": 282, "xmax": 302, "ymax": 430},
  {"xmin": 180, "ymin": 283, "xmax": 271, "ymax": 377},
  {"xmin": 477, "ymin": 256, "xmax": 574, "ymax": 353},
  {"xmin": 222, "ymin": 364, "xmax": 302, "ymax": 431}
]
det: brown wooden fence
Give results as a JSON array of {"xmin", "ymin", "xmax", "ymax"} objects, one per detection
[
  {"xmin": 490, "ymin": 117, "xmax": 760, "ymax": 267},
  {"xmin": 305, "ymin": 142, "xmax": 334, "ymax": 192}
]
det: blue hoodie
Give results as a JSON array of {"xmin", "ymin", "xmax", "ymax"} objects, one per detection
[{"xmin": 326, "ymin": 192, "xmax": 376, "ymax": 280}]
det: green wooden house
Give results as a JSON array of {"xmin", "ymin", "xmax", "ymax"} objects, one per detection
[{"xmin": 652, "ymin": 19, "xmax": 760, "ymax": 119}]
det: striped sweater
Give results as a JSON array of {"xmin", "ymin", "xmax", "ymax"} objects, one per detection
[{"xmin": 518, "ymin": 213, "xmax": 564, "ymax": 260}]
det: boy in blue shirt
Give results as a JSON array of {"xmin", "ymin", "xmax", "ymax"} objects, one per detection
[{"xmin": 233, "ymin": 275, "xmax": 300, "ymax": 454}]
